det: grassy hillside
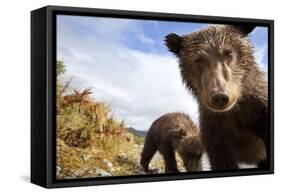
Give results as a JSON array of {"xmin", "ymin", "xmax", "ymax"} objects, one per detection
[
  {"xmin": 56, "ymin": 61, "xmax": 185, "ymax": 179},
  {"xmin": 127, "ymin": 127, "xmax": 147, "ymax": 137}
]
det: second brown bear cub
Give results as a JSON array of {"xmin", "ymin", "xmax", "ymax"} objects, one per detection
[{"xmin": 141, "ymin": 112, "xmax": 203, "ymax": 173}]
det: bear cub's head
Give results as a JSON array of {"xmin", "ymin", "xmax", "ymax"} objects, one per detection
[
  {"xmin": 173, "ymin": 129, "xmax": 203, "ymax": 172},
  {"xmin": 165, "ymin": 25, "xmax": 256, "ymax": 112}
]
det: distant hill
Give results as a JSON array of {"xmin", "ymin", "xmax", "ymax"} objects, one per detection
[{"xmin": 127, "ymin": 127, "xmax": 147, "ymax": 137}]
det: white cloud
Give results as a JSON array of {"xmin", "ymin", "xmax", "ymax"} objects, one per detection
[
  {"xmin": 58, "ymin": 16, "xmax": 198, "ymax": 131},
  {"xmin": 135, "ymin": 31, "xmax": 155, "ymax": 45},
  {"xmin": 250, "ymin": 27, "xmax": 268, "ymax": 74},
  {"xmin": 254, "ymin": 43, "xmax": 268, "ymax": 74}
]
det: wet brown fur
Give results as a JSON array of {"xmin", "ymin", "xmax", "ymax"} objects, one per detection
[
  {"xmin": 140, "ymin": 112, "xmax": 203, "ymax": 173},
  {"xmin": 165, "ymin": 25, "xmax": 268, "ymax": 170}
]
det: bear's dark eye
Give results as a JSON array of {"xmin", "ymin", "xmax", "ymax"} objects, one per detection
[
  {"xmin": 223, "ymin": 49, "xmax": 233, "ymax": 60},
  {"xmin": 194, "ymin": 56, "xmax": 204, "ymax": 64}
]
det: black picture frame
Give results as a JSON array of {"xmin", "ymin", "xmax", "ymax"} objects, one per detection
[{"xmin": 31, "ymin": 5, "xmax": 274, "ymax": 188}]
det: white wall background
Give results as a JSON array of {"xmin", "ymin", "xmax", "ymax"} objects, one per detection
[{"xmin": 0, "ymin": 0, "xmax": 279, "ymax": 193}]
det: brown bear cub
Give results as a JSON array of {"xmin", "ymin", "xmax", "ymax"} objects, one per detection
[
  {"xmin": 140, "ymin": 112, "xmax": 203, "ymax": 173},
  {"xmin": 165, "ymin": 25, "xmax": 268, "ymax": 170}
]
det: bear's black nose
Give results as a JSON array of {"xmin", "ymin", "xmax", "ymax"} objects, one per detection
[{"xmin": 211, "ymin": 93, "xmax": 229, "ymax": 108}]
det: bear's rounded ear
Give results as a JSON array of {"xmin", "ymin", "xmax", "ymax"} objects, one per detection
[
  {"xmin": 233, "ymin": 24, "xmax": 256, "ymax": 36},
  {"xmin": 165, "ymin": 33, "xmax": 184, "ymax": 55}
]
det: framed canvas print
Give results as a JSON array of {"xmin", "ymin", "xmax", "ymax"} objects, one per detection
[{"xmin": 31, "ymin": 5, "xmax": 274, "ymax": 188}]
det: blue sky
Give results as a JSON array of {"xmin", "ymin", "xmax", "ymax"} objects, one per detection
[{"xmin": 57, "ymin": 15, "xmax": 268, "ymax": 131}]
